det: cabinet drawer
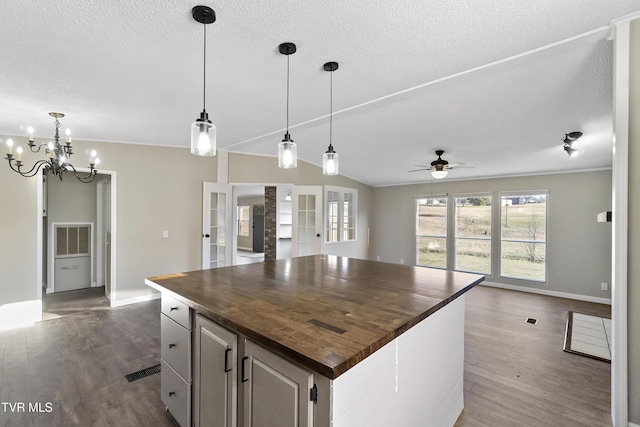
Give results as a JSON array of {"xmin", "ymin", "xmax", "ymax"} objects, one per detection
[
  {"xmin": 161, "ymin": 359, "xmax": 191, "ymax": 427},
  {"xmin": 161, "ymin": 314, "xmax": 191, "ymax": 380},
  {"xmin": 161, "ymin": 294, "xmax": 191, "ymax": 329}
]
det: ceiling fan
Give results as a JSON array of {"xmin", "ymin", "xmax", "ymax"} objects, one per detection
[{"xmin": 408, "ymin": 150, "xmax": 471, "ymax": 179}]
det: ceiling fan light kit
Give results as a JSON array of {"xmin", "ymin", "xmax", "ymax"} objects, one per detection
[
  {"xmin": 562, "ymin": 131, "xmax": 582, "ymax": 157},
  {"xmin": 191, "ymin": 5, "xmax": 217, "ymax": 157},
  {"xmin": 408, "ymin": 149, "xmax": 470, "ymax": 179}
]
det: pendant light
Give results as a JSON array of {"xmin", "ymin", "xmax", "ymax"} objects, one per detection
[
  {"xmin": 278, "ymin": 42, "xmax": 297, "ymax": 169},
  {"xmin": 191, "ymin": 6, "xmax": 217, "ymax": 157},
  {"xmin": 323, "ymin": 61, "xmax": 339, "ymax": 175}
]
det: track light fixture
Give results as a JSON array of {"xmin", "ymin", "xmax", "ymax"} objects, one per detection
[{"xmin": 562, "ymin": 131, "xmax": 582, "ymax": 157}]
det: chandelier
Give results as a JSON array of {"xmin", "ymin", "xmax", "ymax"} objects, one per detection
[{"xmin": 5, "ymin": 112, "xmax": 99, "ymax": 183}]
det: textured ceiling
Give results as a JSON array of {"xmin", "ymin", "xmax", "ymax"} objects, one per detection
[{"xmin": 1, "ymin": 1, "xmax": 638, "ymax": 186}]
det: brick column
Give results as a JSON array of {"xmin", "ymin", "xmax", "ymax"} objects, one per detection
[{"xmin": 264, "ymin": 186, "xmax": 277, "ymax": 261}]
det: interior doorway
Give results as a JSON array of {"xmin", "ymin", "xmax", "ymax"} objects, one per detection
[{"xmin": 39, "ymin": 170, "xmax": 117, "ymax": 320}]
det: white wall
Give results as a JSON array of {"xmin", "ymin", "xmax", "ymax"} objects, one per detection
[
  {"xmin": 627, "ymin": 17, "xmax": 640, "ymax": 425},
  {"xmin": 369, "ymin": 170, "xmax": 612, "ymax": 300},
  {"xmin": 0, "ymin": 155, "xmax": 41, "ymax": 328}
]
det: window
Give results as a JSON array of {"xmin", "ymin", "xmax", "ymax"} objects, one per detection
[
  {"xmin": 237, "ymin": 205, "xmax": 250, "ymax": 237},
  {"xmin": 500, "ymin": 192, "xmax": 547, "ymax": 281},
  {"xmin": 455, "ymin": 195, "xmax": 492, "ymax": 274},
  {"xmin": 325, "ymin": 186, "xmax": 357, "ymax": 243},
  {"xmin": 343, "ymin": 192, "xmax": 355, "ymax": 241},
  {"xmin": 327, "ymin": 191, "xmax": 339, "ymax": 242},
  {"xmin": 415, "ymin": 196, "xmax": 447, "ymax": 268}
]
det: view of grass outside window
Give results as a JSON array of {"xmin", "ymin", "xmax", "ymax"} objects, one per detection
[
  {"xmin": 238, "ymin": 205, "xmax": 250, "ymax": 236},
  {"xmin": 500, "ymin": 193, "xmax": 547, "ymax": 281},
  {"xmin": 455, "ymin": 195, "xmax": 491, "ymax": 274},
  {"xmin": 343, "ymin": 192, "xmax": 355, "ymax": 240},
  {"xmin": 326, "ymin": 190, "xmax": 339, "ymax": 242},
  {"xmin": 416, "ymin": 196, "xmax": 447, "ymax": 268}
]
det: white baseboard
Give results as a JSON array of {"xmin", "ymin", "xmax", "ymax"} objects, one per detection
[
  {"xmin": 113, "ymin": 292, "xmax": 161, "ymax": 307},
  {"xmin": 628, "ymin": 422, "xmax": 640, "ymax": 427},
  {"xmin": 481, "ymin": 281, "xmax": 612, "ymax": 305}
]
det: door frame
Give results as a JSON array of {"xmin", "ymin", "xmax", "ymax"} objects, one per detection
[{"xmin": 36, "ymin": 169, "xmax": 117, "ymax": 313}]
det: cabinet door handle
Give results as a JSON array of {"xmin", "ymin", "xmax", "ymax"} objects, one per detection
[
  {"xmin": 241, "ymin": 356, "xmax": 249, "ymax": 382},
  {"xmin": 170, "ymin": 307, "xmax": 178, "ymax": 311},
  {"xmin": 224, "ymin": 348, "xmax": 232, "ymax": 373},
  {"xmin": 169, "ymin": 343, "xmax": 176, "ymax": 348},
  {"xmin": 169, "ymin": 391, "xmax": 175, "ymax": 397}
]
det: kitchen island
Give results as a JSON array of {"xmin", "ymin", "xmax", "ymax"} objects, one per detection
[{"xmin": 146, "ymin": 255, "xmax": 484, "ymax": 427}]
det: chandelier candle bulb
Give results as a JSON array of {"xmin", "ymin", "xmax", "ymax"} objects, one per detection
[
  {"xmin": 65, "ymin": 128, "xmax": 71, "ymax": 143},
  {"xmin": 48, "ymin": 142, "xmax": 54, "ymax": 158},
  {"xmin": 16, "ymin": 146, "xmax": 22, "ymax": 162},
  {"xmin": 7, "ymin": 139, "xmax": 13, "ymax": 155},
  {"xmin": 27, "ymin": 127, "xmax": 34, "ymax": 142}
]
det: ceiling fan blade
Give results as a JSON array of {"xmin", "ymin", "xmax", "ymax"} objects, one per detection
[
  {"xmin": 448, "ymin": 164, "xmax": 474, "ymax": 169},
  {"xmin": 413, "ymin": 165, "xmax": 431, "ymax": 168},
  {"xmin": 408, "ymin": 168, "xmax": 432, "ymax": 172}
]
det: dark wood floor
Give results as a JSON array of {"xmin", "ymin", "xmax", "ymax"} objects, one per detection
[
  {"xmin": 455, "ymin": 285, "xmax": 611, "ymax": 427},
  {"xmin": 0, "ymin": 285, "xmax": 610, "ymax": 426},
  {"xmin": 42, "ymin": 286, "xmax": 110, "ymax": 321}
]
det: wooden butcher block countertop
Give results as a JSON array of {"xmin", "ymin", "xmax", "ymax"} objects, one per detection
[{"xmin": 146, "ymin": 255, "xmax": 484, "ymax": 379}]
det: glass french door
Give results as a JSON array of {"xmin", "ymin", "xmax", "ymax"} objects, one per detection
[
  {"xmin": 292, "ymin": 186, "xmax": 322, "ymax": 257},
  {"xmin": 202, "ymin": 182, "xmax": 232, "ymax": 269}
]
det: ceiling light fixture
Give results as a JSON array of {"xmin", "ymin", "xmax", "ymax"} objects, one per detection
[
  {"xmin": 191, "ymin": 6, "xmax": 217, "ymax": 157},
  {"xmin": 4, "ymin": 112, "xmax": 99, "ymax": 182},
  {"xmin": 278, "ymin": 42, "xmax": 297, "ymax": 169},
  {"xmin": 323, "ymin": 61, "xmax": 339, "ymax": 176},
  {"xmin": 562, "ymin": 131, "xmax": 582, "ymax": 157},
  {"xmin": 431, "ymin": 150, "xmax": 449, "ymax": 179}
]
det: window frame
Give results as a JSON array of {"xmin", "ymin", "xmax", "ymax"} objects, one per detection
[
  {"xmin": 324, "ymin": 186, "xmax": 357, "ymax": 243},
  {"xmin": 499, "ymin": 190, "xmax": 549, "ymax": 282},
  {"xmin": 453, "ymin": 193, "xmax": 492, "ymax": 275},
  {"xmin": 237, "ymin": 205, "xmax": 250, "ymax": 237},
  {"xmin": 415, "ymin": 195, "xmax": 448, "ymax": 269}
]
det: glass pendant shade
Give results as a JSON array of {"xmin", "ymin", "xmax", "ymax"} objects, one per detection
[
  {"xmin": 323, "ymin": 147, "xmax": 339, "ymax": 175},
  {"xmin": 278, "ymin": 134, "xmax": 297, "ymax": 168},
  {"xmin": 191, "ymin": 111, "xmax": 216, "ymax": 156},
  {"xmin": 431, "ymin": 170, "xmax": 448, "ymax": 179}
]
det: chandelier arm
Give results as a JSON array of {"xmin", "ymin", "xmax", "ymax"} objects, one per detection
[
  {"xmin": 63, "ymin": 162, "xmax": 97, "ymax": 183},
  {"xmin": 7, "ymin": 158, "xmax": 52, "ymax": 177},
  {"xmin": 27, "ymin": 142, "xmax": 52, "ymax": 154}
]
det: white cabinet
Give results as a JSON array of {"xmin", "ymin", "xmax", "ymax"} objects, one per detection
[
  {"xmin": 241, "ymin": 339, "xmax": 315, "ymax": 427},
  {"xmin": 193, "ymin": 314, "xmax": 321, "ymax": 427},
  {"xmin": 194, "ymin": 314, "xmax": 237, "ymax": 427},
  {"xmin": 160, "ymin": 295, "xmax": 192, "ymax": 427}
]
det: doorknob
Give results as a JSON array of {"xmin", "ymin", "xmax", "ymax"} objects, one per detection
[
  {"xmin": 316, "ymin": 233, "xmax": 320, "ymax": 237},
  {"xmin": 203, "ymin": 234, "xmax": 210, "ymax": 238}
]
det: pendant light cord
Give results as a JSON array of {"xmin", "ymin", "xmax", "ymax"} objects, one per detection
[
  {"xmin": 329, "ymin": 69, "xmax": 333, "ymax": 146},
  {"xmin": 203, "ymin": 19, "xmax": 207, "ymax": 110},
  {"xmin": 286, "ymin": 54, "xmax": 290, "ymax": 132}
]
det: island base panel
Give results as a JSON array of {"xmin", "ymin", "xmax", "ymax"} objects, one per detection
[{"xmin": 330, "ymin": 295, "xmax": 465, "ymax": 426}]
